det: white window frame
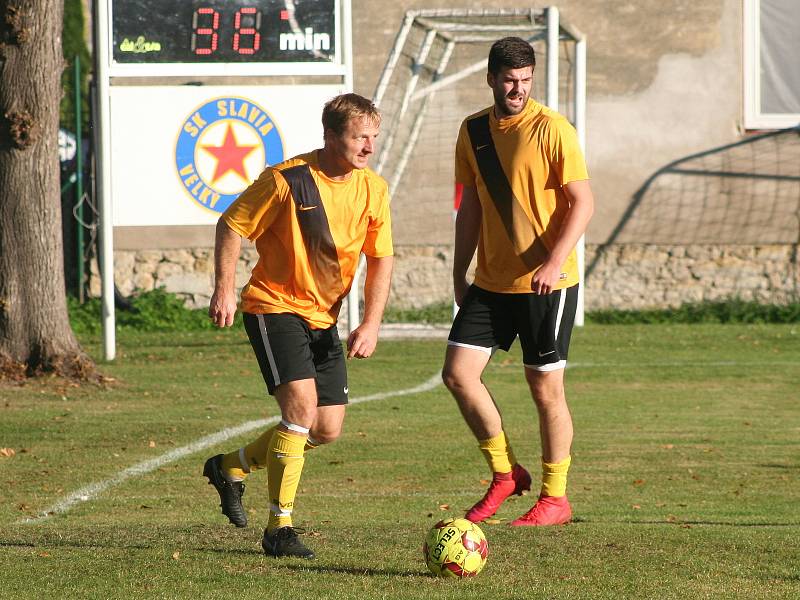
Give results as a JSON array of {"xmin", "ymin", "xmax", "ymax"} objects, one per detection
[{"xmin": 743, "ymin": 0, "xmax": 800, "ymax": 129}]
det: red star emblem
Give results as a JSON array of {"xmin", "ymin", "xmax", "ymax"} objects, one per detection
[{"xmin": 201, "ymin": 124, "xmax": 258, "ymax": 184}]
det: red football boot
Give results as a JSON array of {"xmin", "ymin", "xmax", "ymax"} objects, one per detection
[
  {"xmin": 510, "ymin": 494, "xmax": 572, "ymax": 526},
  {"xmin": 465, "ymin": 463, "xmax": 532, "ymax": 523}
]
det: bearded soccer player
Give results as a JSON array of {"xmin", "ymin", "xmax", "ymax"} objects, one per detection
[
  {"xmin": 443, "ymin": 37, "xmax": 594, "ymax": 526},
  {"xmin": 204, "ymin": 93, "xmax": 393, "ymax": 558}
]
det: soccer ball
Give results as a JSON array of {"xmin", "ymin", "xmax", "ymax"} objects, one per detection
[{"xmin": 423, "ymin": 517, "xmax": 488, "ymax": 578}]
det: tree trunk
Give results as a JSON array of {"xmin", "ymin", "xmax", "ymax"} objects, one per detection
[{"xmin": 0, "ymin": 0, "xmax": 96, "ymax": 379}]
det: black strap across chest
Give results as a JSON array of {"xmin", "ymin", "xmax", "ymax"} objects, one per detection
[
  {"xmin": 280, "ymin": 164, "xmax": 345, "ymax": 306},
  {"xmin": 466, "ymin": 113, "xmax": 547, "ymax": 270}
]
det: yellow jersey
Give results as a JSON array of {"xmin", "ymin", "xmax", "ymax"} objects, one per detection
[
  {"xmin": 223, "ymin": 150, "xmax": 393, "ymax": 328},
  {"xmin": 455, "ymin": 99, "xmax": 589, "ymax": 293}
]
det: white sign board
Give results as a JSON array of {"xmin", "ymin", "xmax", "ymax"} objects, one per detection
[{"xmin": 109, "ymin": 84, "xmax": 345, "ymax": 226}]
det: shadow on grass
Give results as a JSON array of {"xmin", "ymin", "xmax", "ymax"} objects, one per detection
[
  {"xmin": 0, "ymin": 538, "xmax": 428, "ymax": 577},
  {"xmin": 270, "ymin": 563, "xmax": 426, "ymax": 577}
]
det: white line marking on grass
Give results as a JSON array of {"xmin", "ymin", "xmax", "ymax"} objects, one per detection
[{"xmin": 21, "ymin": 372, "xmax": 442, "ymax": 524}]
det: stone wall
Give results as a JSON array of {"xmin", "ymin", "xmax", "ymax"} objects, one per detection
[
  {"xmin": 585, "ymin": 244, "xmax": 799, "ymax": 309},
  {"xmin": 92, "ymin": 243, "xmax": 799, "ymax": 314}
]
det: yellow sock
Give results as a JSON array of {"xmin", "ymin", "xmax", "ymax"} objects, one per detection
[
  {"xmin": 267, "ymin": 428, "xmax": 307, "ymax": 531},
  {"xmin": 478, "ymin": 431, "xmax": 514, "ymax": 474},
  {"xmin": 221, "ymin": 426, "xmax": 319, "ymax": 482},
  {"xmin": 541, "ymin": 455, "xmax": 571, "ymax": 497}
]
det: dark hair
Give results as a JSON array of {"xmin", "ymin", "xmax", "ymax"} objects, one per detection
[
  {"xmin": 322, "ymin": 93, "xmax": 381, "ymax": 136},
  {"xmin": 488, "ymin": 37, "xmax": 536, "ymax": 75}
]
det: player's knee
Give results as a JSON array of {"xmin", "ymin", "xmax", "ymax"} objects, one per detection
[
  {"xmin": 441, "ymin": 366, "xmax": 467, "ymax": 393},
  {"xmin": 309, "ymin": 426, "xmax": 341, "ymax": 445},
  {"xmin": 525, "ymin": 372, "xmax": 565, "ymax": 408}
]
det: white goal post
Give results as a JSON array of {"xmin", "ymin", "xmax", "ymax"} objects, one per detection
[{"xmin": 347, "ymin": 7, "xmax": 587, "ymax": 329}]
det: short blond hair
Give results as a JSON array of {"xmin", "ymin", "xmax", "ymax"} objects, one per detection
[{"xmin": 322, "ymin": 93, "xmax": 381, "ymax": 136}]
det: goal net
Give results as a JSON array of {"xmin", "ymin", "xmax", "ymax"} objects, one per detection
[{"xmin": 366, "ymin": 8, "xmax": 587, "ymax": 320}]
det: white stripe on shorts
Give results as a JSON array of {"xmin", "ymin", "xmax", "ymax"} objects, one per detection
[
  {"xmin": 255, "ymin": 314, "xmax": 281, "ymax": 386},
  {"xmin": 554, "ymin": 288, "xmax": 566, "ymax": 339},
  {"xmin": 446, "ymin": 340, "xmax": 497, "ymax": 355},
  {"xmin": 524, "ymin": 359, "xmax": 567, "ymax": 372}
]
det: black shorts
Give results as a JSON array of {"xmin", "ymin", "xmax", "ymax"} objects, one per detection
[
  {"xmin": 447, "ymin": 284, "xmax": 579, "ymax": 370},
  {"xmin": 243, "ymin": 312, "xmax": 348, "ymax": 406}
]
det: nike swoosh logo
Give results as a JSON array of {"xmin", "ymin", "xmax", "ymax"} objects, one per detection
[
  {"xmin": 476, "ymin": 144, "xmax": 489, "ymax": 150},
  {"xmin": 538, "ymin": 350, "xmax": 556, "ymax": 357},
  {"xmin": 297, "ymin": 205, "xmax": 318, "ymax": 211}
]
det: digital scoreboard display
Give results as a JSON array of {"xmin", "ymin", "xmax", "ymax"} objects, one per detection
[{"xmin": 112, "ymin": 0, "xmax": 337, "ymax": 64}]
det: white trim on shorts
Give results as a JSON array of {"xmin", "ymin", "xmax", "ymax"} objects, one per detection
[
  {"xmin": 446, "ymin": 340, "xmax": 498, "ymax": 355},
  {"xmin": 524, "ymin": 359, "xmax": 567, "ymax": 372},
  {"xmin": 255, "ymin": 314, "xmax": 281, "ymax": 386}
]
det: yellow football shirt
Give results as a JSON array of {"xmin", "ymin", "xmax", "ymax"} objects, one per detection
[
  {"xmin": 455, "ymin": 99, "xmax": 589, "ymax": 293},
  {"xmin": 223, "ymin": 150, "xmax": 393, "ymax": 329}
]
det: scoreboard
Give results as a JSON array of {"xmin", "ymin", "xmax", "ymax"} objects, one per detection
[{"xmin": 107, "ymin": 0, "xmax": 345, "ymax": 75}]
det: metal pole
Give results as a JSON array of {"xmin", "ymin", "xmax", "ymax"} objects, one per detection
[
  {"xmin": 375, "ymin": 28, "xmax": 438, "ymax": 174},
  {"xmin": 546, "ymin": 6, "xmax": 559, "ymax": 111},
  {"xmin": 74, "ymin": 55, "xmax": 84, "ymax": 303},
  {"xmin": 574, "ymin": 37, "xmax": 587, "ymax": 326},
  {"xmin": 94, "ymin": 0, "xmax": 115, "ymax": 360},
  {"xmin": 342, "ymin": 0, "xmax": 361, "ymax": 334},
  {"xmin": 341, "ymin": 0, "xmax": 354, "ymax": 93},
  {"xmin": 373, "ymin": 11, "xmax": 417, "ymax": 107}
]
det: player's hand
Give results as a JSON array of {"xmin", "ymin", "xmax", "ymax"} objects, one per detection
[
  {"xmin": 208, "ymin": 288, "xmax": 237, "ymax": 327},
  {"xmin": 346, "ymin": 322, "xmax": 379, "ymax": 359},
  {"xmin": 531, "ymin": 260, "xmax": 560, "ymax": 295},
  {"xmin": 454, "ymin": 277, "xmax": 471, "ymax": 307}
]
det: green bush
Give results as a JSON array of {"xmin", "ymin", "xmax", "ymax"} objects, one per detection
[
  {"xmin": 61, "ymin": 0, "xmax": 91, "ymax": 132},
  {"xmin": 68, "ymin": 288, "xmax": 230, "ymax": 334},
  {"xmin": 382, "ymin": 301, "xmax": 453, "ymax": 324}
]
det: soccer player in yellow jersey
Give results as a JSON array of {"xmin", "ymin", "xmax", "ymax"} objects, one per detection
[
  {"xmin": 203, "ymin": 93, "xmax": 393, "ymax": 558},
  {"xmin": 443, "ymin": 38, "xmax": 594, "ymax": 526}
]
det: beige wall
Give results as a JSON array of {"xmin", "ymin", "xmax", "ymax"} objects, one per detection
[{"xmin": 350, "ymin": 0, "xmax": 740, "ymax": 243}]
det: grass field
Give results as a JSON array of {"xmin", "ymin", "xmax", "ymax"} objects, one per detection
[{"xmin": 1, "ymin": 323, "xmax": 798, "ymax": 599}]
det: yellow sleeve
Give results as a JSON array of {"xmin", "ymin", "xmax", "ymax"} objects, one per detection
[
  {"xmin": 221, "ymin": 168, "xmax": 285, "ymax": 241},
  {"xmin": 547, "ymin": 117, "xmax": 589, "ymax": 186},
  {"xmin": 454, "ymin": 121, "xmax": 477, "ymax": 186},
  {"xmin": 362, "ymin": 177, "xmax": 393, "ymax": 258}
]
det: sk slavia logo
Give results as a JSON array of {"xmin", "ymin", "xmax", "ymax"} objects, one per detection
[{"xmin": 175, "ymin": 97, "xmax": 285, "ymax": 214}]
